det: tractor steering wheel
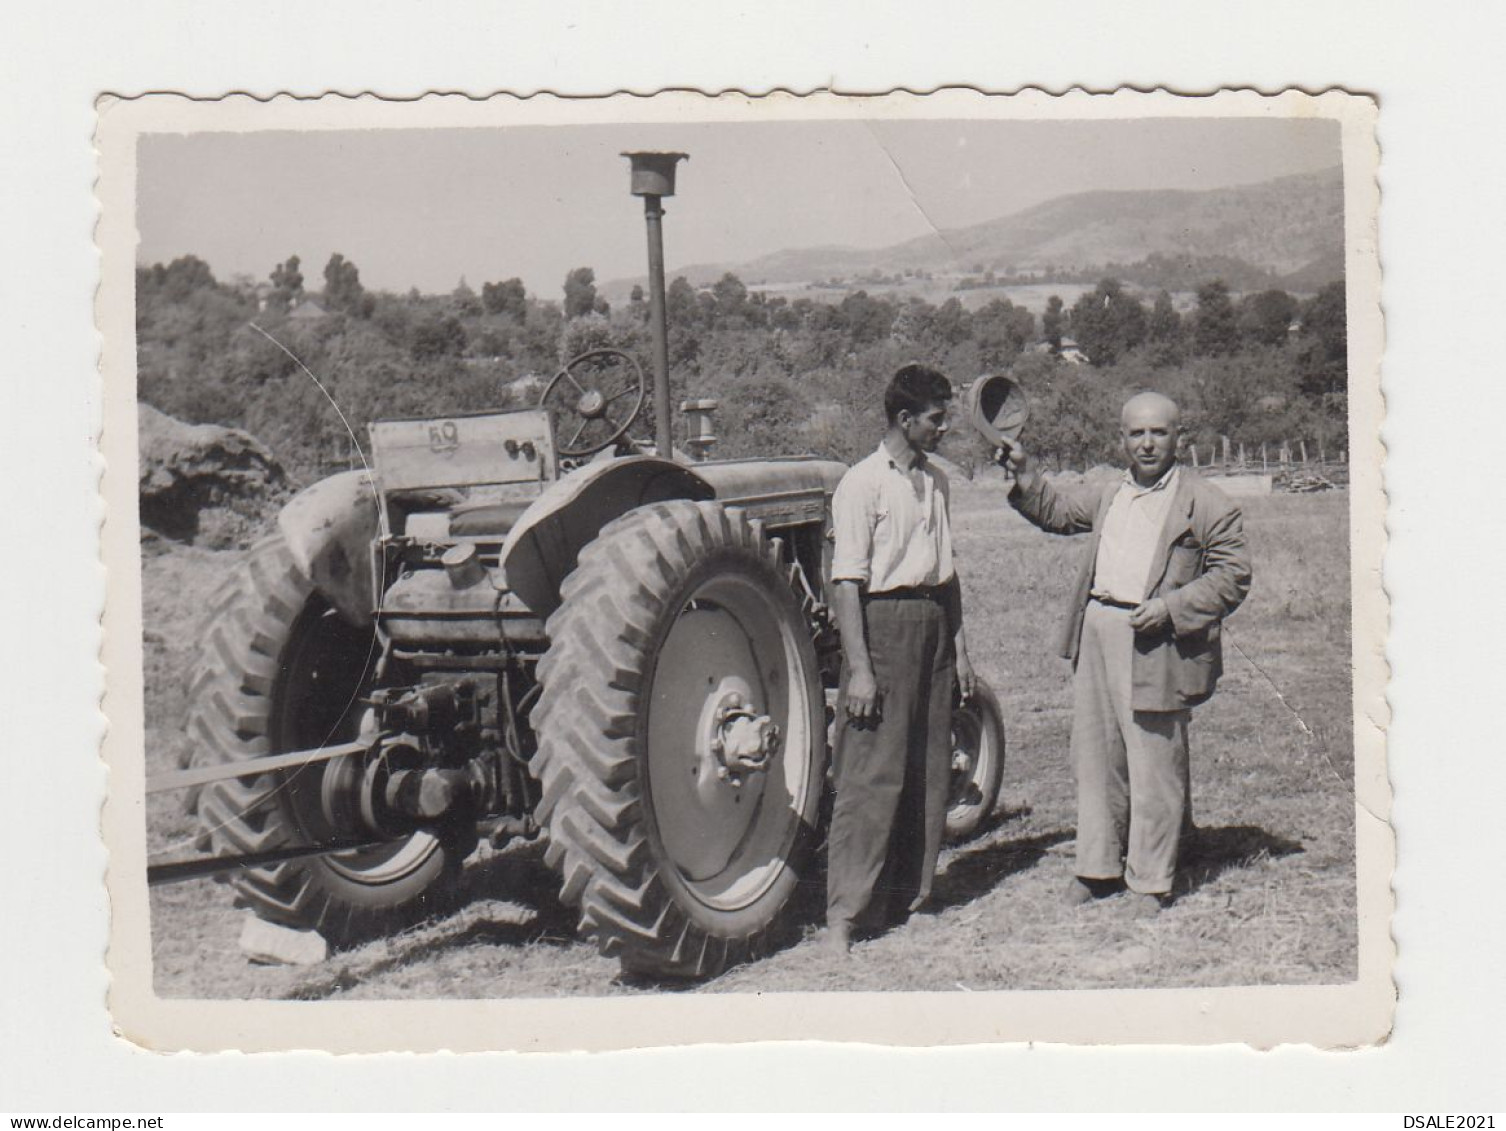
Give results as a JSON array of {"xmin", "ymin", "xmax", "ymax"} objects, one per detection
[{"xmin": 539, "ymin": 348, "xmax": 648, "ymax": 458}]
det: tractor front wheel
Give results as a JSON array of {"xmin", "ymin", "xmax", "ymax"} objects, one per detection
[
  {"xmin": 944, "ymin": 677, "xmax": 1006, "ymax": 842},
  {"xmin": 530, "ymin": 501, "xmax": 826, "ymax": 978}
]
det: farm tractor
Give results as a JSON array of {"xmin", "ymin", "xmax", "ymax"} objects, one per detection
[{"xmin": 148, "ymin": 153, "xmax": 1006, "ymax": 978}]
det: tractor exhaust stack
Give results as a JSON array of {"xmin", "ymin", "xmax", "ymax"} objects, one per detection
[{"xmin": 623, "ymin": 151, "xmax": 688, "ymax": 458}]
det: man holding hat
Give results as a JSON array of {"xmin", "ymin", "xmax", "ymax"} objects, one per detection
[{"xmin": 1000, "ymin": 391, "xmax": 1251, "ymax": 912}]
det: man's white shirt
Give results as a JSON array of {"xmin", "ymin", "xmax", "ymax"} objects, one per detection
[
  {"xmin": 830, "ymin": 440, "xmax": 956, "ymax": 593},
  {"xmin": 1091, "ymin": 464, "xmax": 1181, "ymax": 605}
]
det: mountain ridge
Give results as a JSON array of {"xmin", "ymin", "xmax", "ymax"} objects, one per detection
[{"xmin": 603, "ymin": 166, "xmax": 1343, "ymax": 299}]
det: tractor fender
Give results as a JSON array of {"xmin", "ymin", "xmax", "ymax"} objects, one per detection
[
  {"xmin": 276, "ymin": 470, "xmax": 382, "ymax": 627},
  {"xmin": 500, "ymin": 456, "xmax": 714, "ymax": 619}
]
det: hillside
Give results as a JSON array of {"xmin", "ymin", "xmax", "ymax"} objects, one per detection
[{"xmin": 605, "ymin": 166, "xmax": 1343, "ymax": 298}]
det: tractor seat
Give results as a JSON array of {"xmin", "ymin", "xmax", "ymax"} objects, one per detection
[{"xmin": 446, "ymin": 498, "xmax": 534, "ymax": 538}]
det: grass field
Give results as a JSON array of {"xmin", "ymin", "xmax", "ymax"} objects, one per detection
[{"xmin": 142, "ymin": 480, "xmax": 1356, "ymax": 999}]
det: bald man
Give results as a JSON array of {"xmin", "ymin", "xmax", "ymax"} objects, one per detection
[{"xmin": 1003, "ymin": 393, "xmax": 1251, "ymax": 912}]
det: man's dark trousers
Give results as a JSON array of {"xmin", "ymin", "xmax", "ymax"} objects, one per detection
[{"xmin": 827, "ymin": 592, "xmax": 956, "ymax": 930}]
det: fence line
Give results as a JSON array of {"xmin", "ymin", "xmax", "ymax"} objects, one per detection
[{"xmin": 1187, "ymin": 437, "xmax": 1347, "ymax": 474}]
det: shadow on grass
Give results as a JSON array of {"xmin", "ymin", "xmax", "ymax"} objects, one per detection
[
  {"xmin": 1174, "ymin": 824, "xmax": 1305, "ymax": 899},
  {"xmin": 283, "ymin": 842, "xmax": 581, "ymax": 1001},
  {"xmin": 929, "ymin": 827, "xmax": 1074, "ymax": 911},
  {"xmin": 954, "ymin": 803, "xmax": 1033, "ymax": 846},
  {"xmin": 460, "ymin": 842, "xmax": 575, "ymax": 922},
  {"xmin": 759, "ymin": 816, "xmax": 1070, "ymax": 954}
]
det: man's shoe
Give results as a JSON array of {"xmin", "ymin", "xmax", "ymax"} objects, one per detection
[
  {"xmin": 1129, "ymin": 893, "xmax": 1167, "ymax": 918},
  {"xmin": 826, "ymin": 921, "xmax": 852, "ymax": 956},
  {"xmin": 1064, "ymin": 878, "xmax": 1097, "ymax": 907}
]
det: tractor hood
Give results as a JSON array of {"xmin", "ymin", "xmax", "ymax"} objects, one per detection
[{"xmin": 691, "ymin": 457, "xmax": 847, "ymax": 522}]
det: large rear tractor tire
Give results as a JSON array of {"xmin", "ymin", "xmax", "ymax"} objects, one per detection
[
  {"xmin": 531, "ymin": 501, "xmax": 826, "ymax": 978},
  {"xmin": 944, "ymin": 677, "xmax": 1006, "ymax": 843},
  {"xmin": 185, "ymin": 533, "xmax": 464, "ymax": 948}
]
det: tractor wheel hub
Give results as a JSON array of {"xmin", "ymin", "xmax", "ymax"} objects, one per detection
[{"xmin": 695, "ymin": 684, "xmax": 779, "ymax": 794}]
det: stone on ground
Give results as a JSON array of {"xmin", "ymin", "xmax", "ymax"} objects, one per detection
[{"xmin": 238, "ymin": 914, "xmax": 328, "ymax": 966}]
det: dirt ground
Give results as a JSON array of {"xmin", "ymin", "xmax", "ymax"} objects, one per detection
[{"xmin": 141, "ymin": 481, "xmax": 1356, "ymax": 999}]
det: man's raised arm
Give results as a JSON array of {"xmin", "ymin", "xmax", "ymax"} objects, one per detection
[{"xmin": 1001, "ymin": 446, "xmax": 1100, "ymax": 536}]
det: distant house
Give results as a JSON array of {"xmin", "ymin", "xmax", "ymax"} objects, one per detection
[
  {"xmin": 288, "ymin": 298, "xmax": 329, "ymax": 322},
  {"xmin": 1029, "ymin": 337, "xmax": 1091, "ymax": 365},
  {"xmin": 1058, "ymin": 337, "xmax": 1091, "ymax": 365}
]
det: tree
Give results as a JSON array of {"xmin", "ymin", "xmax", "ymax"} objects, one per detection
[
  {"xmin": 971, "ymin": 297, "xmax": 1034, "ymax": 367},
  {"xmin": 323, "ymin": 253, "xmax": 371, "ymax": 317},
  {"xmin": 1068, "ymin": 278, "xmax": 1146, "ymax": 366},
  {"xmin": 1149, "ymin": 290, "xmax": 1181, "ymax": 342},
  {"xmin": 711, "ymin": 272, "xmax": 750, "ymax": 326},
  {"xmin": 714, "ymin": 373, "xmax": 812, "ymax": 459},
  {"xmin": 563, "ymin": 266, "xmax": 598, "ymax": 320},
  {"xmin": 1296, "ymin": 280, "xmax": 1347, "ymax": 396},
  {"xmin": 666, "ymin": 276, "xmax": 698, "ymax": 328},
  {"xmin": 766, "ymin": 295, "xmax": 798, "ymax": 333},
  {"xmin": 837, "ymin": 290, "xmax": 894, "ymax": 345},
  {"xmin": 451, "ymin": 276, "xmax": 481, "ymax": 316},
  {"xmin": 410, "ymin": 314, "xmax": 468, "ymax": 360},
  {"xmin": 558, "ymin": 311, "xmax": 647, "ymax": 368},
  {"xmin": 1193, "ymin": 280, "xmax": 1238, "ymax": 357},
  {"xmin": 371, "ymin": 294, "xmax": 416, "ymax": 349},
  {"xmin": 1237, "ymin": 288, "xmax": 1298, "ymax": 348},
  {"xmin": 888, "ymin": 299, "xmax": 929, "ymax": 346},
  {"xmin": 267, "ymin": 255, "xmax": 304, "ymax": 313},
  {"xmin": 1042, "ymin": 294, "xmax": 1065, "ymax": 351},
  {"xmin": 1008, "ymin": 352, "xmax": 1123, "ymax": 470},
  {"xmin": 481, "ymin": 277, "xmax": 527, "ymax": 319},
  {"xmin": 139, "ymin": 254, "xmax": 221, "ymax": 302},
  {"xmin": 927, "ymin": 297, "xmax": 973, "ymax": 349}
]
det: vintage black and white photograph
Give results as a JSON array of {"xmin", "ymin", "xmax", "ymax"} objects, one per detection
[{"xmin": 99, "ymin": 90, "xmax": 1387, "ymax": 1051}]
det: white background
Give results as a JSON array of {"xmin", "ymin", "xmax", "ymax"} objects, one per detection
[{"xmin": 1, "ymin": 0, "xmax": 1501, "ymax": 1112}]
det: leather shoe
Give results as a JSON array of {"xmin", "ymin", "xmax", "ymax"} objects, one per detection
[
  {"xmin": 1064, "ymin": 878, "xmax": 1097, "ymax": 907},
  {"xmin": 1129, "ymin": 893, "xmax": 1166, "ymax": 918}
]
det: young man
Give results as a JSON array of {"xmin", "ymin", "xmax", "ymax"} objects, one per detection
[
  {"xmin": 826, "ymin": 363, "xmax": 975, "ymax": 955},
  {"xmin": 1003, "ymin": 391, "xmax": 1252, "ymax": 913}
]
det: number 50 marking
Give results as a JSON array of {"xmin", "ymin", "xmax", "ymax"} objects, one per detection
[{"xmin": 428, "ymin": 420, "xmax": 460, "ymax": 453}]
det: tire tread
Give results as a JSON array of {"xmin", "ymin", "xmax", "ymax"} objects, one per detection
[{"xmin": 531, "ymin": 501, "xmax": 823, "ymax": 978}]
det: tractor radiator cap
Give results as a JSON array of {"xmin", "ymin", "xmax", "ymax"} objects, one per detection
[
  {"xmin": 441, "ymin": 542, "xmax": 487, "ymax": 590},
  {"xmin": 963, "ymin": 373, "xmax": 1029, "ymax": 448}
]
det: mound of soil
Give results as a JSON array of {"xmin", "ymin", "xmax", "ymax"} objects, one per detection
[{"xmin": 138, "ymin": 403, "xmax": 290, "ymax": 548}]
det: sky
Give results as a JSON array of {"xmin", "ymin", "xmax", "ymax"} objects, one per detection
[{"xmin": 136, "ymin": 117, "xmax": 1341, "ymax": 298}]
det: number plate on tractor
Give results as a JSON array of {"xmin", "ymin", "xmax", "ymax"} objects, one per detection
[{"xmin": 368, "ymin": 410, "xmax": 556, "ymax": 490}]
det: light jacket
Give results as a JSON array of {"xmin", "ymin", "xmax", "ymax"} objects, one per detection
[{"xmin": 1010, "ymin": 466, "xmax": 1252, "ymax": 712}]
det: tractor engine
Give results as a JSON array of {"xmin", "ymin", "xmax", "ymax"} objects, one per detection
[
  {"xmin": 332, "ymin": 681, "xmax": 497, "ymax": 841},
  {"xmin": 323, "ymin": 670, "xmax": 540, "ymax": 854},
  {"xmin": 378, "ymin": 544, "xmax": 544, "ymax": 649}
]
